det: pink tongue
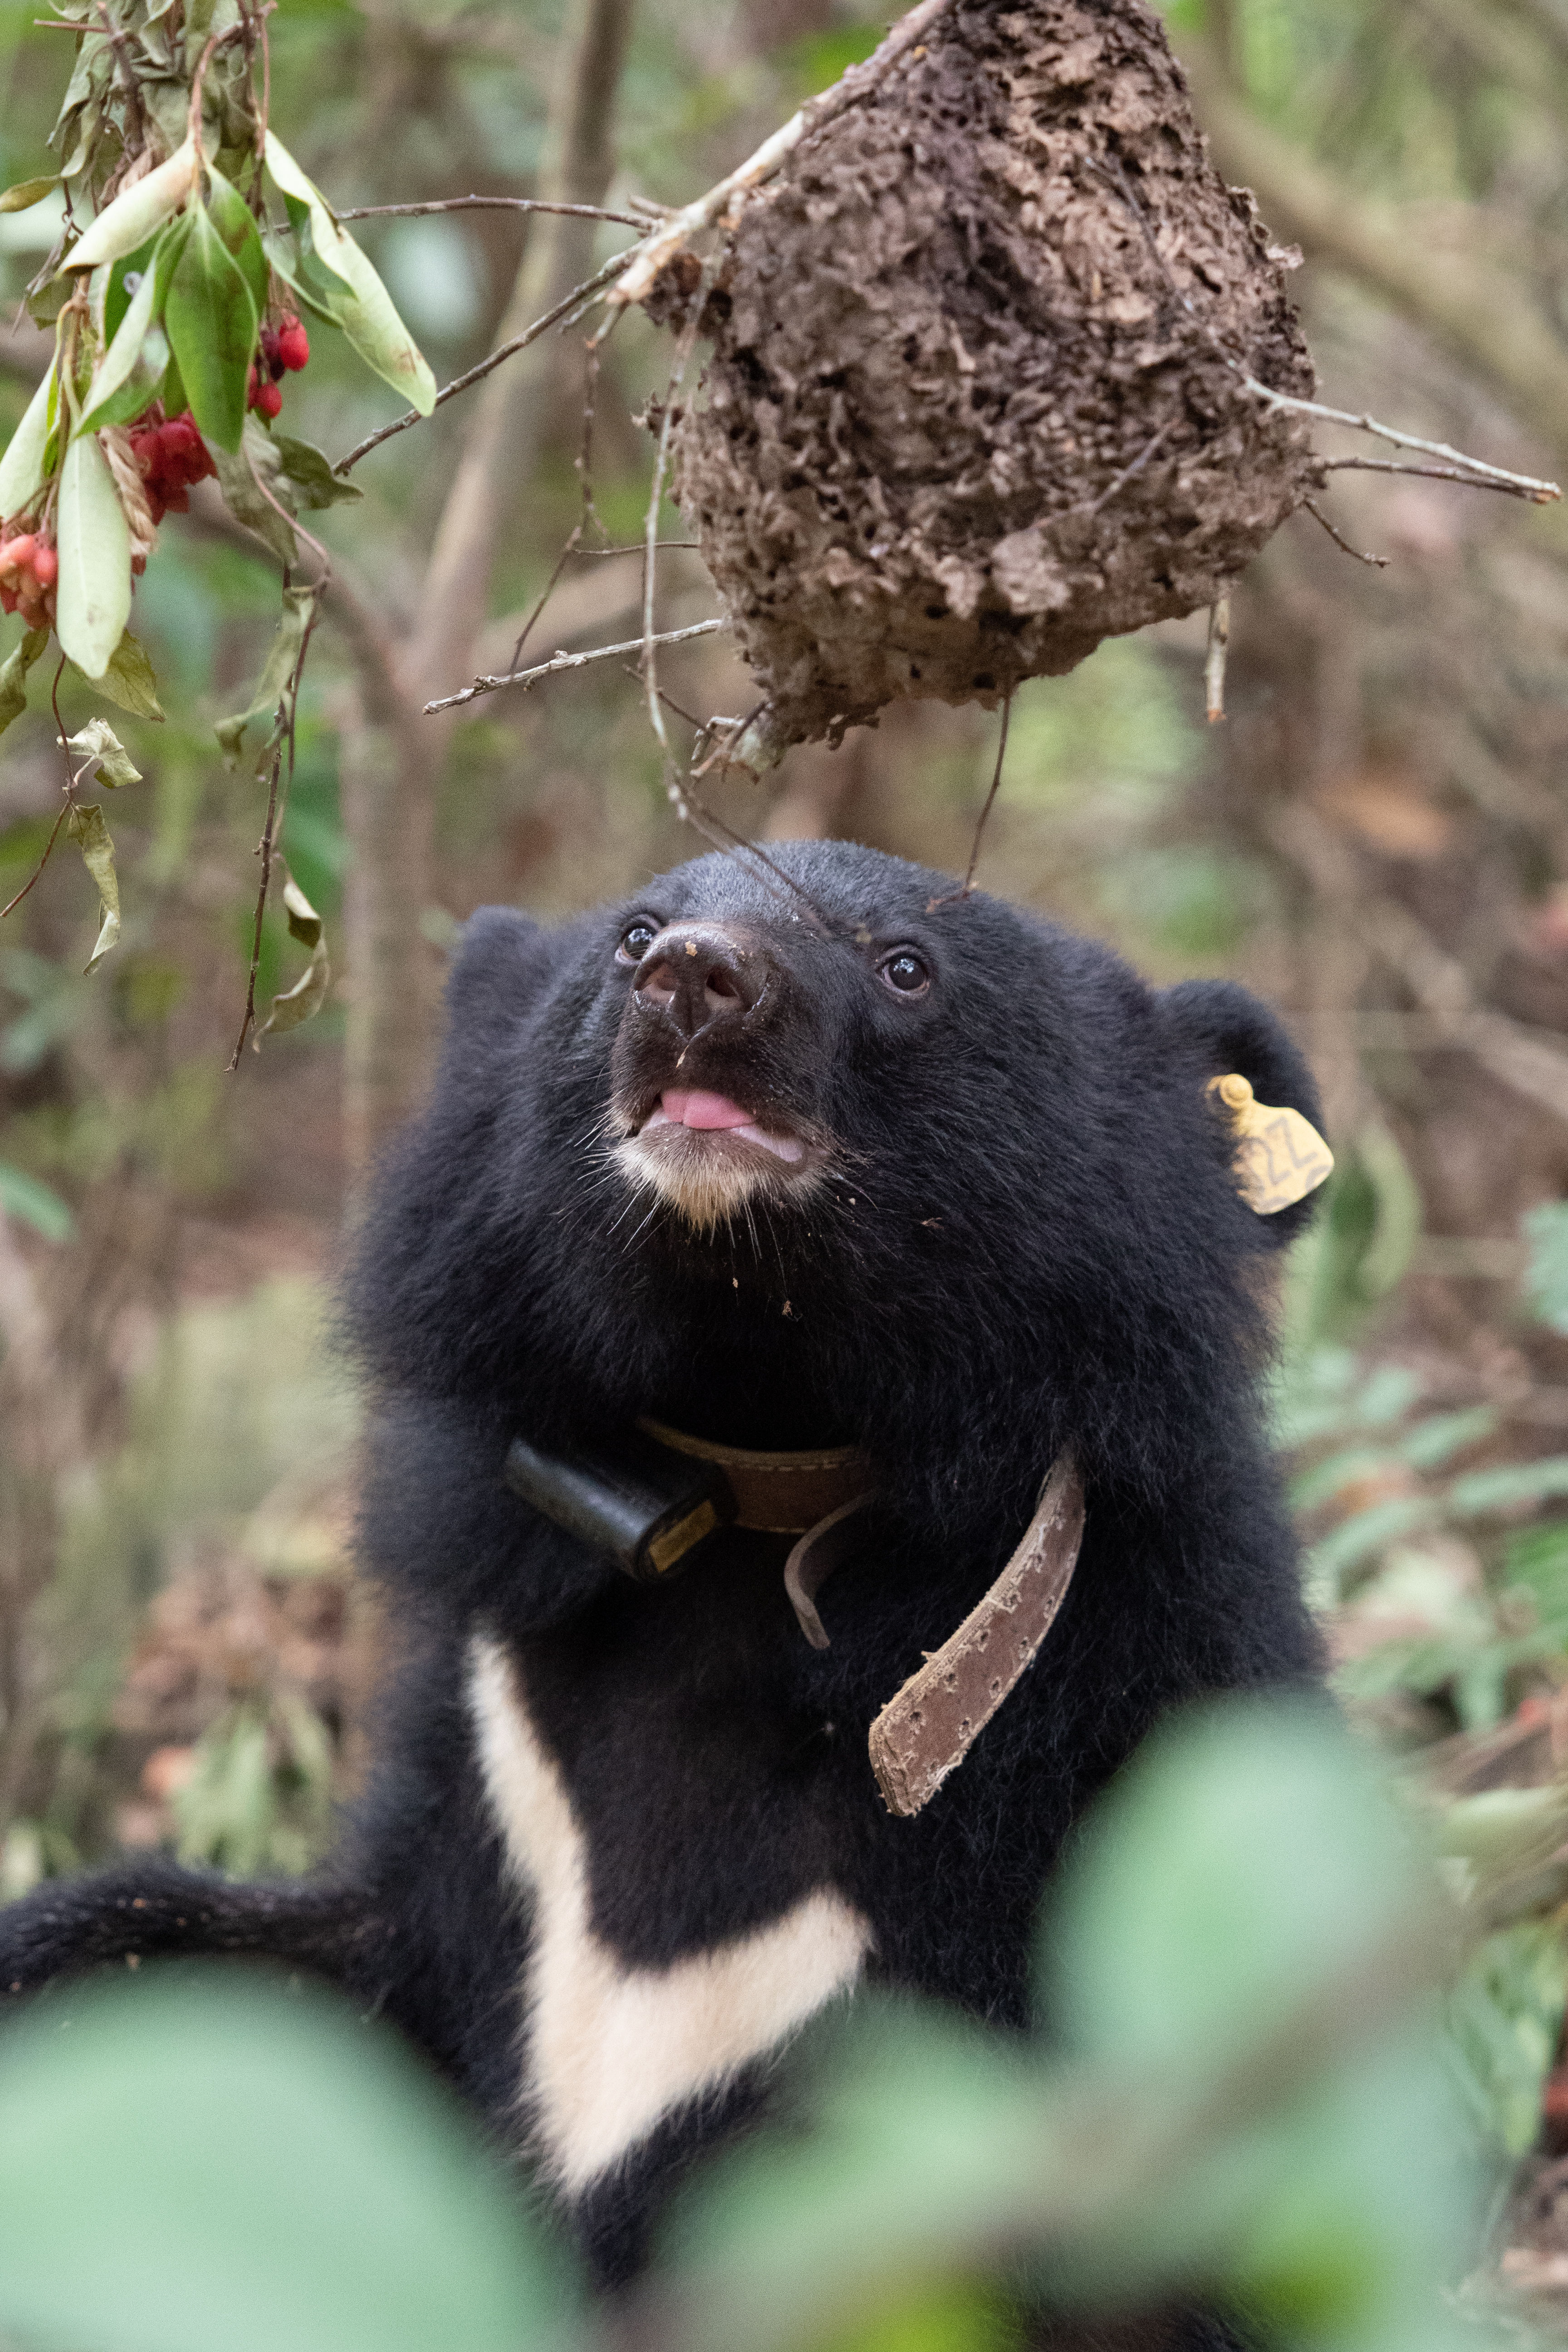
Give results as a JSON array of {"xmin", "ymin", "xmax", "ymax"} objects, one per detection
[{"xmin": 661, "ymin": 1088, "xmax": 753, "ymax": 1131}]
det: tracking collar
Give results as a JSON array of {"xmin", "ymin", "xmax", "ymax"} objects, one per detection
[{"xmin": 503, "ymin": 1420, "xmax": 1084, "ymax": 1820}]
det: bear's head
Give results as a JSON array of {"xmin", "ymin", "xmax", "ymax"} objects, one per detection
[{"xmin": 351, "ymin": 842, "xmax": 1325, "ymax": 1543}]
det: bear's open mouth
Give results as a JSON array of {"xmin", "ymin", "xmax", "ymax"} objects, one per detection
[
  {"xmin": 638, "ymin": 1089, "xmax": 808, "ymax": 1165},
  {"xmin": 613, "ymin": 1087, "xmax": 820, "ymax": 1229}
]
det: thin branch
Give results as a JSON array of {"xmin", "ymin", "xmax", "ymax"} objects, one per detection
[
  {"xmin": 1086, "ymin": 418, "xmax": 1176, "ymax": 516},
  {"xmin": 929, "ymin": 696, "xmax": 1013, "ymax": 906},
  {"xmin": 610, "ymin": 0, "xmax": 956, "ymax": 308},
  {"xmin": 0, "ymin": 798, "xmax": 71, "ymax": 922},
  {"xmin": 422, "ymin": 618, "xmax": 728, "ymax": 714},
  {"xmin": 1242, "ymin": 382, "xmax": 1561, "ymax": 502},
  {"xmin": 334, "ymin": 241, "xmax": 641, "ymax": 475},
  {"xmin": 1205, "ymin": 597, "xmax": 1230, "ymax": 724},
  {"xmin": 227, "ymin": 585, "xmax": 323, "ymax": 1068},
  {"xmin": 508, "ymin": 529, "xmax": 584, "ymax": 677},
  {"xmin": 94, "ymin": 0, "xmax": 148, "ymax": 153},
  {"xmin": 338, "ymin": 194, "xmax": 647, "ymax": 227},
  {"xmin": 1301, "ymin": 495, "xmax": 1390, "ymax": 568},
  {"xmin": 1320, "ymin": 456, "xmax": 1562, "ymax": 493},
  {"xmin": 228, "ymin": 743, "xmax": 284, "ymax": 1070}
]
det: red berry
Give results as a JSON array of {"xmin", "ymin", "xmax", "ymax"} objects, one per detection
[
  {"xmin": 254, "ymin": 380, "xmax": 283, "ymax": 420},
  {"xmin": 276, "ymin": 318, "xmax": 309, "ymax": 373},
  {"xmin": 31, "ymin": 543, "xmax": 57, "ymax": 588},
  {"xmin": 0, "ymin": 533, "xmax": 36, "ymax": 578}
]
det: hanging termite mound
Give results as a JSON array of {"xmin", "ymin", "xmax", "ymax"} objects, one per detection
[{"xmin": 665, "ymin": 0, "xmax": 1321, "ymax": 767}]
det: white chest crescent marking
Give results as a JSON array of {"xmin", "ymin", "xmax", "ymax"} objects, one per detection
[{"xmin": 469, "ymin": 1635, "xmax": 872, "ymax": 2192}]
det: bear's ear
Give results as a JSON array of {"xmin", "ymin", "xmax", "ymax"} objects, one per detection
[
  {"xmin": 442, "ymin": 906, "xmax": 553, "ymax": 1039},
  {"xmin": 1161, "ymin": 979, "xmax": 1329, "ymax": 1246}
]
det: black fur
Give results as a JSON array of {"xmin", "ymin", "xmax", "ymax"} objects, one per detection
[{"xmin": 0, "ymin": 844, "xmax": 1324, "ymax": 2302}]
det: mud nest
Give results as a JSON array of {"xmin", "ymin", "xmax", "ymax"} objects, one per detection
[{"xmin": 666, "ymin": 0, "xmax": 1321, "ymax": 762}]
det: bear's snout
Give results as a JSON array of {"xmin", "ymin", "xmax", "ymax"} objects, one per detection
[{"xmin": 631, "ymin": 921, "xmax": 772, "ymax": 1041}]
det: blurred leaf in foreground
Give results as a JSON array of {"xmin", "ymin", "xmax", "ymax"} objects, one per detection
[
  {"xmin": 659, "ymin": 1698, "xmax": 1473, "ymax": 2352},
  {"xmin": 0, "ymin": 1971, "xmax": 572, "ymax": 2352}
]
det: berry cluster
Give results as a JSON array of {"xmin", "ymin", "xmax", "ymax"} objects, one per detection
[
  {"xmin": 128, "ymin": 407, "xmax": 218, "ymax": 525},
  {"xmin": 248, "ymin": 313, "xmax": 310, "ymax": 419},
  {"xmin": 0, "ymin": 530, "xmax": 58, "ymax": 627}
]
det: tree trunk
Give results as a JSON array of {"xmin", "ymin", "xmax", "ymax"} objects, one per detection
[{"xmin": 339, "ymin": 0, "xmax": 638, "ymax": 1185}]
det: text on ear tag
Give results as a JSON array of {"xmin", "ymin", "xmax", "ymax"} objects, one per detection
[{"xmin": 1207, "ymin": 1073, "xmax": 1333, "ymax": 1215}]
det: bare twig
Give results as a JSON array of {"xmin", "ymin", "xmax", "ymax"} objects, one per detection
[
  {"xmin": 422, "ymin": 618, "xmax": 728, "ymax": 714},
  {"xmin": 929, "ymin": 696, "xmax": 1013, "ymax": 906},
  {"xmin": 0, "ymin": 799, "xmax": 71, "ymax": 923},
  {"xmin": 226, "ymin": 586, "xmax": 322, "ymax": 1068},
  {"xmin": 338, "ymin": 194, "xmax": 647, "ymax": 227},
  {"xmin": 1321, "ymin": 456, "xmax": 1561, "ymax": 494},
  {"xmin": 1241, "ymin": 382, "xmax": 1561, "ymax": 503},
  {"xmin": 228, "ymin": 743, "xmax": 284, "ymax": 1071},
  {"xmin": 610, "ymin": 0, "xmax": 955, "ymax": 308},
  {"xmin": 1205, "ymin": 598, "xmax": 1230, "ymax": 724},
  {"xmin": 334, "ymin": 241, "xmax": 640, "ymax": 474},
  {"xmin": 93, "ymin": 0, "xmax": 148, "ymax": 154},
  {"xmin": 1086, "ymin": 419, "xmax": 1176, "ymax": 516},
  {"xmin": 1302, "ymin": 496, "xmax": 1390, "ymax": 568}
]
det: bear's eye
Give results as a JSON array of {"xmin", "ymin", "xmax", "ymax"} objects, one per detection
[
  {"xmin": 879, "ymin": 949, "xmax": 930, "ymax": 998},
  {"xmin": 617, "ymin": 919, "xmax": 660, "ymax": 967}
]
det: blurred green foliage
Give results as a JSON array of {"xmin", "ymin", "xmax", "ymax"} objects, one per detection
[{"xmin": 0, "ymin": 1697, "xmax": 1495, "ymax": 2352}]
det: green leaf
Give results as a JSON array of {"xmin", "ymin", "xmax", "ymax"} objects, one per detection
[
  {"xmin": 1045, "ymin": 1698, "xmax": 1423, "ymax": 2072},
  {"xmin": 0, "ymin": 1161, "xmax": 73, "ymax": 1242},
  {"xmin": 211, "ymin": 417, "xmax": 297, "ymax": 564},
  {"xmin": 83, "ymin": 627, "xmax": 165, "ymax": 720},
  {"xmin": 0, "ymin": 626, "xmax": 50, "ymax": 740},
  {"xmin": 0, "ymin": 176, "xmax": 59, "ymax": 215},
  {"xmin": 257, "ymin": 880, "xmax": 330, "ymax": 1043},
  {"xmin": 164, "ymin": 205, "xmax": 259, "ymax": 455},
  {"xmin": 64, "ymin": 137, "xmax": 198, "ymax": 273},
  {"xmin": 64, "ymin": 801, "xmax": 121, "ymax": 973},
  {"xmin": 104, "ymin": 232, "xmax": 162, "ymax": 346},
  {"xmin": 77, "ymin": 219, "xmax": 188, "ymax": 436},
  {"xmin": 0, "ymin": 366, "xmax": 56, "ymax": 520},
  {"xmin": 54, "ymin": 429, "xmax": 131, "ymax": 680},
  {"xmin": 0, "ymin": 1972, "xmax": 568, "ymax": 2352},
  {"xmin": 274, "ymin": 432, "xmax": 363, "ymax": 510},
  {"xmin": 1524, "ymin": 1201, "xmax": 1568, "ymax": 1336},
  {"xmin": 264, "ymin": 134, "xmax": 436, "ymax": 413},
  {"xmin": 257, "ymin": 938, "xmax": 330, "ymax": 1041},
  {"xmin": 1302, "ymin": 1494, "xmax": 1439, "ymax": 1602},
  {"xmin": 215, "ymin": 583, "xmax": 314, "ymax": 769},
  {"xmin": 261, "ymin": 219, "xmax": 348, "ymax": 329},
  {"xmin": 65, "ymin": 716, "xmax": 141, "ymax": 789},
  {"xmin": 1447, "ymin": 1921, "xmax": 1568, "ymax": 2158},
  {"xmin": 1450, "ymin": 1456, "xmax": 1568, "ymax": 1517},
  {"xmin": 281, "ymin": 874, "xmax": 323, "ymax": 949},
  {"xmin": 206, "ymin": 167, "xmax": 270, "ymax": 327}
]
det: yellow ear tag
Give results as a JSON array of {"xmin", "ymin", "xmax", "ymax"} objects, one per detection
[{"xmin": 1206, "ymin": 1073, "xmax": 1334, "ymax": 1215}]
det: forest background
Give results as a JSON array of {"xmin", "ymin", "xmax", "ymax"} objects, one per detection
[{"xmin": 4, "ymin": 0, "xmax": 1568, "ymax": 2336}]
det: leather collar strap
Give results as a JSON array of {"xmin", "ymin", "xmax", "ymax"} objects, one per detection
[
  {"xmin": 868, "ymin": 1450, "xmax": 1085, "ymax": 1818},
  {"xmin": 637, "ymin": 1417, "xmax": 877, "ymax": 1535}
]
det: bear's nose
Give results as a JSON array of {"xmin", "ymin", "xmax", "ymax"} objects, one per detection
[{"xmin": 633, "ymin": 923, "xmax": 770, "ymax": 1039}]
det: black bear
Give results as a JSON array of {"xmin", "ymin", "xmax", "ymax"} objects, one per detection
[{"xmin": 0, "ymin": 841, "xmax": 1327, "ymax": 2289}]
